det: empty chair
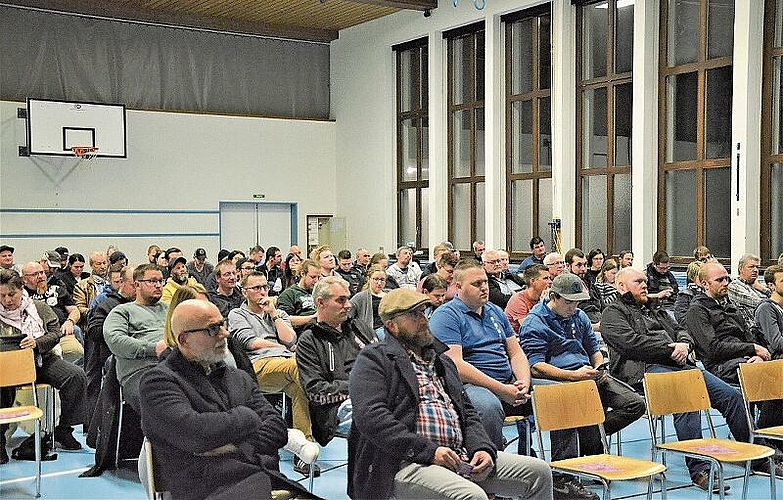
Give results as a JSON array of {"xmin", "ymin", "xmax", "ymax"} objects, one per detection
[
  {"xmin": 531, "ymin": 379, "xmax": 667, "ymax": 500},
  {"xmin": 737, "ymin": 359, "xmax": 783, "ymax": 448},
  {"xmin": 644, "ymin": 369, "xmax": 776, "ymax": 500}
]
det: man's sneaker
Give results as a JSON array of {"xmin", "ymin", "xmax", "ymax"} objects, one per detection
[
  {"xmin": 54, "ymin": 427, "xmax": 82, "ymax": 451},
  {"xmin": 692, "ymin": 470, "xmax": 731, "ymax": 492},
  {"xmin": 293, "ymin": 456, "xmax": 321, "ymax": 477},
  {"xmin": 284, "ymin": 429, "xmax": 319, "ymax": 464},
  {"xmin": 553, "ymin": 478, "xmax": 599, "ymax": 500}
]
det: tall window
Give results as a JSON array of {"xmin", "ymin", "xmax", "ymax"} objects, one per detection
[
  {"xmin": 504, "ymin": 6, "xmax": 553, "ymax": 259},
  {"xmin": 395, "ymin": 39, "xmax": 429, "ymax": 250},
  {"xmin": 659, "ymin": 0, "xmax": 734, "ymax": 260},
  {"xmin": 762, "ymin": 0, "xmax": 783, "ymax": 264},
  {"xmin": 446, "ymin": 23, "xmax": 485, "ymax": 252},
  {"xmin": 576, "ymin": 0, "xmax": 633, "ymax": 257}
]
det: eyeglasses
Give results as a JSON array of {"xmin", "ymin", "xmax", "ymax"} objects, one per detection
[
  {"xmin": 547, "ymin": 260, "xmax": 565, "ymax": 266},
  {"xmin": 182, "ymin": 320, "xmax": 226, "ymax": 337},
  {"xmin": 245, "ymin": 284, "xmax": 269, "ymax": 291},
  {"xmin": 23, "ymin": 270, "xmax": 46, "ymax": 277},
  {"xmin": 371, "ymin": 277, "xmax": 387, "ymax": 283},
  {"xmin": 137, "ymin": 279, "xmax": 164, "ymax": 286},
  {"xmin": 240, "ymin": 266, "xmax": 255, "ymax": 271}
]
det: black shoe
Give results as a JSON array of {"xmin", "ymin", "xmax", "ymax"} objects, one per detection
[
  {"xmin": 293, "ymin": 456, "xmax": 321, "ymax": 477},
  {"xmin": 54, "ymin": 428, "xmax": 82, "ymax": 451},
  {"xmin": 692, "ymin": 471, "xmax": 731, "ymax": 492},
  {"xmin": 553, "ymin": 478, "xmax": 599, "ymax": 500},
  {"xmin": 753, "ymin": 459, "xmax": 783, "ymax": 478}
]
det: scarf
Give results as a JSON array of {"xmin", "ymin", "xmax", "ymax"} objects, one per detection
[{"xmin": 0, "ymin": 289, "xmax": 47, "ymax": 339}]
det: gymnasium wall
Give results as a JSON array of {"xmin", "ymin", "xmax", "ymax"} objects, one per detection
[{"xmin": 0, "ymin": 100, "xmax": 337, "ymax": 265}]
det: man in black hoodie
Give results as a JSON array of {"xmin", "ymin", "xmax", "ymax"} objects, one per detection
[
  {"xmin": 295, "ymin": 276, "xmax": 378, "ymax": 447},
  {"xmin": 85, "ymin": 265, "xmax": 135, "ymax": 416}
]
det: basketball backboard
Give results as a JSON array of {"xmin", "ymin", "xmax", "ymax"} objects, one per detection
[{"xmin": 26, "ymin": 98, "xmax": 127, "ymax": 158}]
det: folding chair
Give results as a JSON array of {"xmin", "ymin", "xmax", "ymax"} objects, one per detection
[
  {"xmin": 139, "ymin": 437, "xmax": 170, "ymax": 500},
  {"xmin": 737, "ymin": 359, "xmax": 783, "ymax": 448},
  {"xmin": 644, "ymin": 369, "xmax": 776, "ymax": 500},
  {"xmin": 532, "ymin": 379, "xmax": 667, "ymax": 500},
  {"xmin": 0, "ymin": 349, "xmax": 45, "ymax": 498},
  {"xmin": 503, "ymin": 414, "xmax": 532, "ymax": 455}
]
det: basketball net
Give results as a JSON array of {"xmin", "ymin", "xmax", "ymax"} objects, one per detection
[{"xmin": 71, "ymin": 146, "xmax": 99, "ymax": 165}]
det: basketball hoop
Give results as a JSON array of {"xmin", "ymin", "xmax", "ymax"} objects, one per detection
[{"xmin": 71, "ymin": 146, "xmax": 99, "ymax": 162}]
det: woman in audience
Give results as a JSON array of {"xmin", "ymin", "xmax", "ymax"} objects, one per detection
[
  {"xmin": 58, "ymin": 253, "xmax": 89, "ymax": 295},
  {"xmin": 673, "ymin": 260, "xmax": 704, "ymax": 325},
  {"xmin": 282, "ymin": 253, "xmax": 302, "ymax": 290},
  {"xmin": 369, "ymin": 252, "xmax": 399, "ymax": 290},
  {"xmin": 349, "ymin": 264, "xmax": 388, "ymax": 339},
  {"xmin": 146, "ymin": 244, "xmax": 161, "ymax": 264},
  {"xmin": 585, "ymin": 248, "xmax": 605, "ymax": 286},
  {"xmin": 421, "ymin": 274, "xmax": 448, "ymax": 319},
  {"xmin": 594, "ymin": 258, "xmax": 619, "ymax": 305}
]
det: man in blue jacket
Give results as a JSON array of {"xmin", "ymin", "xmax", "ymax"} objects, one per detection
[{"xmin": 349, "ymin": 289, "xmax": 552, "ymax": 500}]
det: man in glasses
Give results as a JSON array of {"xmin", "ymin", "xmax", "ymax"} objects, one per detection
[
  {"xmin": 228, "ymin": 271, "xmax": 318, "ymax": 477},
  {"xmin": 139, "ymin": 299, "xmax": 314, "ymax": 500},
  {"xmin": 349, "ymin": 289, "xmax": 553, "ymax": 500},
  {"xmin": 104, "ymin": 263, "xmax": 168, "ymax": 413}
]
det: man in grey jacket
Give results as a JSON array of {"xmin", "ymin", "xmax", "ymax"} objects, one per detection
[{"xmin": 227, "ymin": 271, "xmax": 316, "ymax": 477}]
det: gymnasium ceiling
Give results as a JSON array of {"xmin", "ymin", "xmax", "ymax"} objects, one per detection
[{"xmin": 4, "ymin": 0, "xmax": 438, "ymax": 42}]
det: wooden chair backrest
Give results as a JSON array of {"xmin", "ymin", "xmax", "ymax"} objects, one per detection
[
  {"xmin": 532, "ymin": 380, "xmax": 604, "ymax": 432},
  {"xmin": 738, "ymin": 359, "xmax": 783, "ymax": 402},
  {"xmin": 643, "ymin": 369, "xmax": 710, "ymax": 417},
  {"xmin": 0, "ymin": 349, "xmax": 36, "ymax": 388}
]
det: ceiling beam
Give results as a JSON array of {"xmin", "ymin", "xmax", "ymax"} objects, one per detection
[
  {"xmin": 2, "ymin": 0, "xmax": 339, "ymax": 43},
  {"xmin": 349, "ymin": 0, "xmax": 437, "ymax": 11}
]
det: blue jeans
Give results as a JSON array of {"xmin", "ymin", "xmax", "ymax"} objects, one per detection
[
  {"xmin": 645, "ymin": 364, "xmax": 749, "ymax": 479},
  {"xmin": 463, "ymin": 384, "xmax": 531, "ymax": 451}
]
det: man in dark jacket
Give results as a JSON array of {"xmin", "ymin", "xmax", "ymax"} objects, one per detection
[
  {"xmin": 602, "ymin": 267, "xmax": 753, "ymax": 491},
  {"xmin": 348, "ymin": 289, "xmax": 552, "ymax": 500},
  {"xmin": 684, "ymin": 262, "xmax": 783, "ymax": 476},
  {"xmin": 139, "ymin": 299, "xmax": 312, "ymax": 500},
  {"xmin": 296, "ymin": 276, "xmax": 378, "ymax": 446},
  {"xmin": 645, "ymin": 250, "xmax": 679, "ymax": 305}
]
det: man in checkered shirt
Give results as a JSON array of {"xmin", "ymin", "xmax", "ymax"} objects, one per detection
[{"xmin": 348, "ymin": 289, "xmax": 552, "ymax": 500}]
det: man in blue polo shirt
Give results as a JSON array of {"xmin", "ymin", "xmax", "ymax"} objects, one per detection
[{"xmin": 429, "ymin": 259, "xmax": 531, "ymax": 453}]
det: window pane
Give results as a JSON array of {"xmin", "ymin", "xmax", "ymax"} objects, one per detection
[
  {"xmin": 421, "ymin": 187, "xmax": 430, "ymax": 248},
  {"xmin": 452, "ymin": 183, "xmax": 471, "ymax": 250},
  {"xmin": 774, "ymin": 57, "xmax": 783, "ymax": 155},
  {"xmin": 421, "ymin": 49, "xmax": 428, "ymax": 109},
  {"xmin": 399, "ymin": 189, "xmax": 417, "ymax": 246},
  {"xmin": 581, "ymin": 175, "xmax": 608, "ymax": 252},
  {"xmin": 614, "ymin": 83, "xmax": 633, "ymax": 166},
  {"xmin": 615, "ymin": 0, "xmax": 635, "ymax": 74},
  {"xmin": 511, "ymin": 100, "xmax": 534, "ymax": 174},
  {"xmin": 613, "ymin": 173, "xmax": 632, "ymax": 252},
  {"xmin": 476, "ymin": 182, "xmax": 486, "ymax": 243},
  {"xmin": 667, "ymin": 0, "xmax": 699, "ymax": 66},
  {"xmin": 538, "ymin": 177, "xmax": 553, "ymax": 243},
  {"xmin": 704, "ymin": 167, "xmax": 731, "ymax": 258},
  {"xmin": 421, "ymin": 117, "xmax": 429, "ymax": 181},
  {"xmin": 399, "ymin": 50, "xmax": 416, "ymax": 112},
  {"xmin": 582, "ymin": 87, "xmax": 608, "ymax": 169},
  {"xmin": 511, "ymin": 179, "xmax": 533, "ymax": 252},
  {"xmin": 539, "ymin": 15, "xmax": 551, "ymax": 90},
  {"xmin": 665, "ymin": 72, "xmax": 698, "ymax": 162},
  {"xmin": 452, "ymin": 36, "xmax": 470, "ymax": 105},
  {"xmin": 772, "ymin": 164, "xmax": 783, "ymax": 257},
  {"xmin": 705, "ymin": 66, "xmax": 733, "ymax": 159},
  {"xmin": 401, "ymin": 118, "xmax": 417, "ymax": 181},
  {"xmin": 511, "ymin": 19, "xmax": 533, "ymax": 95},
  {"xmin": 540, "ymin": 97, "xmax": 552, "ymax": 172},
  {"xmin": 707, "ymin": 0, "xmax": 734, "ymax": 60},
  {"xmin": 476, "ymin": 108, "xmax": 485, "ymax": 176},
  {"xmin": 476, "ymin": 33, "xmax": 485, "ymax": 101},
  {"xmin": 777, "ymin": 0, "xmax": 783, "ymax": 48},
  {"xmin": 665, "ymin": 169, "xmax": 697, "ymax": 256},
  {"xmin": 453, "ymin": 110, "xmax": 471, "ymax": 177},
  {"xmin": 582, "ymin": 3, "xmax": 608, "ymax": 79}
]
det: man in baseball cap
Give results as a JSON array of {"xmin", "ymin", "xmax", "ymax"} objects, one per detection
[
  {"xmin": 0, "ymin": 245, "xmax": 19, "ymax": 273},
  {"xmin": 348, "ymin": 288, "xmax": 553, "ymax": 500}
]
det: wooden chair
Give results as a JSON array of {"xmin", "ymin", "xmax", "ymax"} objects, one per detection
[
  {"xmin": 737, "ymin": 359, "xmax": 783, "ymax": 448},
  {"xmin": 643, "ymin": 369, "xmax": 777, "ymax": 500},
  {"xmin": 0, "ymin": 349, "xmax": 45, "ymax": 497},
  {"xmin": 503, "ymin": 414, "xmax": 532, "ymax": 456},
  {"xmin": 531, "ymin": 380, "xmax": 667, "ymax": 500}
]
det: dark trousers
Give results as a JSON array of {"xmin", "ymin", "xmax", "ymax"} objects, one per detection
[
  {"xmin": 84, "ymin": 336, "xmax": 112, "ymax": 420},
  {"xmin": 37, "ymin": 354, "xmax": 87, "ymax": 429}
]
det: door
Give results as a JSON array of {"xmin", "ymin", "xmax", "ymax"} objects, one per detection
[{"xmin": 219, "ymin": 201, "xmax": 298, "ymax": 253}]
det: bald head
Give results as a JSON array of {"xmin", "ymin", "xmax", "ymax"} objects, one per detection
[
  {"xmin": 615, "ymin": 267, "xmax": 648, "ymax": 304},
  {"xmin": 698, "ymin": 262, "xmax": 730, "ymax": 299},
  {"xmin": 171, "ymin": 299, "xmax": 220, "ymax": 340},
  {"xmin": 21, "ymin": 261, "xmax": 46, "ymax": 290}
]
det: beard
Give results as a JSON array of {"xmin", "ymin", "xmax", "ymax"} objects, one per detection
[
  {"xmin": 173, "ymin": 273, "xmax": 189, "ymax": 285},
  {"xmin": 395, "ymin": 323, "xmax": 434, "ymax": 349},
  {"xmin": 35, "ymin": 282, "xmax": 48, "ymax": 295}
]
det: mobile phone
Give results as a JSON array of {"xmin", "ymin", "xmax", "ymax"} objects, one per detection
[
  {"xmin": 457, "ymin": 461, "xmax": 474, "ymax": 478},
  {"xmin": 596, "ymin": 360, "xmax": 610, "ymax": 371}
]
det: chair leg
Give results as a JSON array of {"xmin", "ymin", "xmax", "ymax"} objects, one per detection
[
  {"xmin": 115, "ymin": 400, "xmax": 124, "ymax": 469},
  {"xmin": 308, "ymin": 460, "xmax": 314, "ymax": 492},
  {"xmin": 34, "ymin": 419, "xmax": 41, "ymax": 498},
  {"xmin": 768, "ymin": 456, "xmax": 777, "ymax": 500}
]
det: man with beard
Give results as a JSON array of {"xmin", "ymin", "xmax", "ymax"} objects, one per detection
[
  {"xmin": 73, "ymin": 251, "xmax": 110, "ymax": 326},
  {"xmin": 103, "ymin": 264, "xmax": 168, "ymax": 413},
  {"xmin": 139, "ymin": 299, "xmax": 314, "ymax": 500},
  {"xmin": 85, "ymin": 265, "xmax": 136, "ymax": 416},
  {"xmin": 21, "ymin": 261, "xmax": 84, "ymax": 364},
  {"xmin": 161, "ymin": 256, "xmax": 198, "ymax": 304},
  {"xmin": 728, "ymin": 253, "xmax": 770, "ymax": 330},
  {"xmin": 208, "ymin": 259, "xmax": 245, "ymax": 319},
  {"xmin": 348, "ymin": 289, "xmax": 553, "ymax": 500},
  {"xmin": 187, "ymin": 248, "xmax": 213, "ymax": 287}
]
